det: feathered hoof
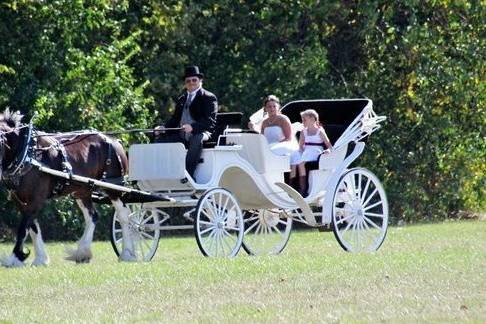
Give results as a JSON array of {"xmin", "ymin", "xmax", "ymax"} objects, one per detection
[
  {"xmin": 31, "ymin": 256, "xmax": 50, "ymax": 267},
  {"xmin": 119, "ymin": 249, "xmax": 137, "ymax": 262},
  {"xmin": 64, "ymin": 247, "xmax": 93, "ymax": 263},
  {"xmin": 0, "ymin": 254, "xmax": 25, "ymax": 268}
]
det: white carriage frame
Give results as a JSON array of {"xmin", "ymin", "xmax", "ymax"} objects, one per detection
[
  {"xmin": 127, "ymin": 98, "xmax": 385, "ymax": 227},
  {"xmin": 110, "ymin": 98, "xmax": 389, "ymax": 259}
]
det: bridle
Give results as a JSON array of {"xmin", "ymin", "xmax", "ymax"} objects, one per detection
[{"xmin": 0, "ymin": 122, "xmax": 33, "ymax": 180}]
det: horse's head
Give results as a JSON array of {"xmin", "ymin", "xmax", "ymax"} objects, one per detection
[{"xmin": 0, "ymin": 108, "xmax": 25, "ymax": 178}]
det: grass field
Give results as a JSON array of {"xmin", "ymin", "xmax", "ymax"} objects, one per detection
[{"xmin": 0, "ymin": 220, "xmax": 484, "ymax": 323}]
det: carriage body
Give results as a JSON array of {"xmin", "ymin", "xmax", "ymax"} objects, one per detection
[{"xmin": 113, "ymin": 99, "xmax": 388, "ymax": 259}]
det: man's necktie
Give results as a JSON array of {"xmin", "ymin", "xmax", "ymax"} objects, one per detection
[{"xmin": 184, "ymin": 93, "xmax": 192, "ymax": 109}]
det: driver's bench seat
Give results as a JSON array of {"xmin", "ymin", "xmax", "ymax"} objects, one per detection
[{"xmin": 203, "ymin": 112, "xmax": 243, "ymax": 148}]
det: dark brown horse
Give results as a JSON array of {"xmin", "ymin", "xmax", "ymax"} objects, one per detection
[{"xmin": 0, "ymin": 109, "xmax": 136, "ymax": 266}]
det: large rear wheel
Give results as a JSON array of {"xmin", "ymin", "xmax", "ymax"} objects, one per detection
[{"xmin": 332, "ymin": 168, "xmax": 388, "ymax": 252}]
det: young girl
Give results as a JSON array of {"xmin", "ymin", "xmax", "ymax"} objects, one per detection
[{"xmin": 290, "ymin": 109, "xmax": 332, "ymax": 196}]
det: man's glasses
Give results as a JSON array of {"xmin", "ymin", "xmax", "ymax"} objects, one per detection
[{"xmin": 185, "ymin": 77, "xmax": 199, "ymax": 83}]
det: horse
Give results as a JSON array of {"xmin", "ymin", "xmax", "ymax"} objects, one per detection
[{"xmin": 0, "ymin": 108, "xmax": 136, "ymax": 266}]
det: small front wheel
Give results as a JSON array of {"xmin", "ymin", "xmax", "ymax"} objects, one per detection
[
  {"xmin": 332, "ymin": 168, "xmax": 388, "ymax": 252},
  {"xmin": 110, "ymin": 204, "xmax": 166, "ymax": 261},
  {"xmin": 194, "ymin": 188, "xmax": 244, "ymax": 257}
]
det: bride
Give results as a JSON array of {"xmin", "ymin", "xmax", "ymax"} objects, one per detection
[{"xmin": 248, "ymin": 95, "xmax": 299, "ymax": 160}]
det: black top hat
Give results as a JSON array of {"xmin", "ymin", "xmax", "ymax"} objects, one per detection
[{"xmin": 183, "ymin": 65, "xmax": 204, "ymax": 80}]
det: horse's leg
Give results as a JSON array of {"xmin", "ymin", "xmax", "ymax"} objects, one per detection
[
  {"xmin": 30, "ymin": 219, "xmax": 49, "ymax": 266},
  {"xmin": 111, "ymin": 198, "xmax": 136, "ymax": 262},
  {"xmin": 65, "ymin": 198, "xmax": 97, "ymax": 263},
  {"xmin": 1, "ymin": 212, "xmax": 32, "ymax": 267}
]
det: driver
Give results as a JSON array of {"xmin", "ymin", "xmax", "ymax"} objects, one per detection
[{"xmin": 156, "ymin": 66, "xmax": 218, "ymax": 178}]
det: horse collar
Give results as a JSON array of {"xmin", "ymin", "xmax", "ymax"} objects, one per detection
[{"xmin": 1, "ymin": 122, "xmax": 35, "ymax": 180}]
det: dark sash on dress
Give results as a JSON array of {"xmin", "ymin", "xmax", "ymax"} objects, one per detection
[{"xmin": 304, "ymin": 142, "xmax": 324, "ymax": 146}]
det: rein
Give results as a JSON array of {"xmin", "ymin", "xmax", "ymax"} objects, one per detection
[{"xmin": 33, "ymin": 127, "xmax": 183, "ymax": 138}]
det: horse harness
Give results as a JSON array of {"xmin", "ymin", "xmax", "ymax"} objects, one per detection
[{"xmin": 1, "ymin": 123, "xmax": 124, "ymax": 197}]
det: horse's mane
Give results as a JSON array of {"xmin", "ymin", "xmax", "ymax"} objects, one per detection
[{"xmin": 0, "ymin": 108, "xmax": 24, "ymax": 128}]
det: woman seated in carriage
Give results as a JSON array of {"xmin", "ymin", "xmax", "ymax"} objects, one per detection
[
  {"xmin": 248, "ymin": 95, "xmax": 298, "ymax": 157},
  {"xmin": 290, "ymin": 109, "xmax": 333, "ymax": 196}
]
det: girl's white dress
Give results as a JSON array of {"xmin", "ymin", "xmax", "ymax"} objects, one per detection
[
  {"xmin": 291, "ymin": 127, "xmax": 325, "ymax": 165},
  {"xmin": 263, "ymin": 126, "xmax": 299, "ymax": 160}
]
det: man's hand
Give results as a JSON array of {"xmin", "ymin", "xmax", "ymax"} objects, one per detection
[
  {"xmin": 182, "ymin": 124, "xmax": 193, "ymax": 133},
  {"xmin": 154, "ymin": 125, "xmax": 163, "ymax": 136}
]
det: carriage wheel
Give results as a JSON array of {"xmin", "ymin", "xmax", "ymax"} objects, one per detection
[
  {"xmin": 331, "ymin": 168, "xmax": 388, "ymax": 252},
  {"xmin": 110, "ymin": 204, "xmax": 165, "ymax": 261},
  {"xmin": 194, "ymin": 188, "xmax": 244, "ymax": 257},
  {"xmin": 242, "ymin": 209, "xmax": 292, "ymax": 255}
]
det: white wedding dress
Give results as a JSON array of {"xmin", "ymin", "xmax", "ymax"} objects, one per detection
[{"xmin": 263, "ymin": 126, "xmax": 299, "ymax": 163}]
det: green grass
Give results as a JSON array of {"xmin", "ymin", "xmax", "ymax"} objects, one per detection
[{"xmin": 0, "ymin": 221, "xmax": 485, "ymax": 323}]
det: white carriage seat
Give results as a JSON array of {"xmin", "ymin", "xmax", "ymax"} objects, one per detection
[
  {"xmin": 225, "ymin": 133, "xmax": 290, "ymax": 174},
  {"xmin": 128, "ymin": 143, "xmax": 187, "ymax": 181}
]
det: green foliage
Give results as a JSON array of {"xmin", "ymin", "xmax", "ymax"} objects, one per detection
[{"xmin": 0, "ymin": 0, "xmax": 484, "ymax": 240}]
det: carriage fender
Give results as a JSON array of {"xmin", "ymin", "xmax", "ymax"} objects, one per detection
[{"xmin": 321, "ymin": 142, "xmax": 365, "ymax": 224}]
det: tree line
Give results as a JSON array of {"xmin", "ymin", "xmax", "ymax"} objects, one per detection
[{"xmin": 0, "ymin": 0, "xmax": 484, "ymax": 240}]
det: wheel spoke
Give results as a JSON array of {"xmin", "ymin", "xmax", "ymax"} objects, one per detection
[
  {"xmin": 142, "ymin": 237, "xmax": 152, "ymax": 251},
  {"xmin": 335, "ymin": 213, "xmax": 355, "ymax": 225},
  {"xmin": 222, "ymin": 229, "xmax": 238, "ymax": 244},
  {"xmin": 363, "ymin": 215, "xmax": 382, "ymax": 230},
  {"xmin": 349, "ymin": 221, "xmax": 357, "ymax": 250},
  {"xmin": 223, "ymin": 205, "xmax": 237, "ymax": 222},
  {"xmin": 362, "ymin": 188, "xmax": 378, "ymax": 207},
  {"xmin": 254, "ymin": 223, "xmax": 262, "ymax": 235},
  {"xmin": 199, "ymin": 225, "xmax": 215, "ymax": 235},
  {"xmin": 199, "ymin": 219, "xmax": 214, "ymax": 226},
  {"xmin": 138, "ymin": 239, "xmax": 145, "ymax": 259},
  {"xmin": 205, "ymin": 230, "xmax": 216, "ymax": 255},
  {"xmin": 220, "ymin": 195, "xmax": 231, "ymax": 218},
  {"xmin": 221, "ymin": 232, "xmax": 234, "ymax": 254},
  {"xmin": 244, "ymin": 215, "xmax": 259, "ymax": 223},
  {"xmin": 207, "ymin": 198, "xmax": 219, "ymax": 219},
  {"xmin": 361, "ymin": 220, "xmax": 378, "ymax": 242},
  {"xmin": 244, "ymin": 220, "xmax": 260, "ymax": 234},
  {"xmin": 215, "ymin": 231, "xmax": 222, "ymax": 257},
  {"xmin": 140, "ymin": 231, "xmax": 155, "ymax": 240},
  {"xmin": 341, "ymin": 217, "xmax": 356, "ymax": 234},
  {"xmin": 364, "ymin": 212, "xmax": 384, "ymax": 218},
  {"xmin": 364, "ymin": 200, "xmax": 383, "ymax": 211},
  {"xmin": 360, "ymin": 178, "xmax": 371, "ymax": 203},
  {"xmin": 141, "ymin": 214, "xmax": 154, "ymax": 225},
  {"xmin": 201, "ymin": 206, "xmax": 216, "ymax": 221},
  {"xmin": 270, "ymin": 224, "xmax": 283, "ymax": 237},
  {"xmin": 355, "ymin": 220, "xmax": 361, "ymax": 251},
  {"xmin": 357, "ymin": 173, "xmax": 362, "ymax": 195}
]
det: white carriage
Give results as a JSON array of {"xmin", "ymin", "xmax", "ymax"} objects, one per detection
[{"xmin": 110, "ymin": 99, "xmax": 388, "ymax": 260}]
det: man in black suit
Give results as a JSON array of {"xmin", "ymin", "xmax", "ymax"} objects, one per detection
[{"xmin": 157, "ymin": 66, "xmax": 218, "ymax": 178}]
